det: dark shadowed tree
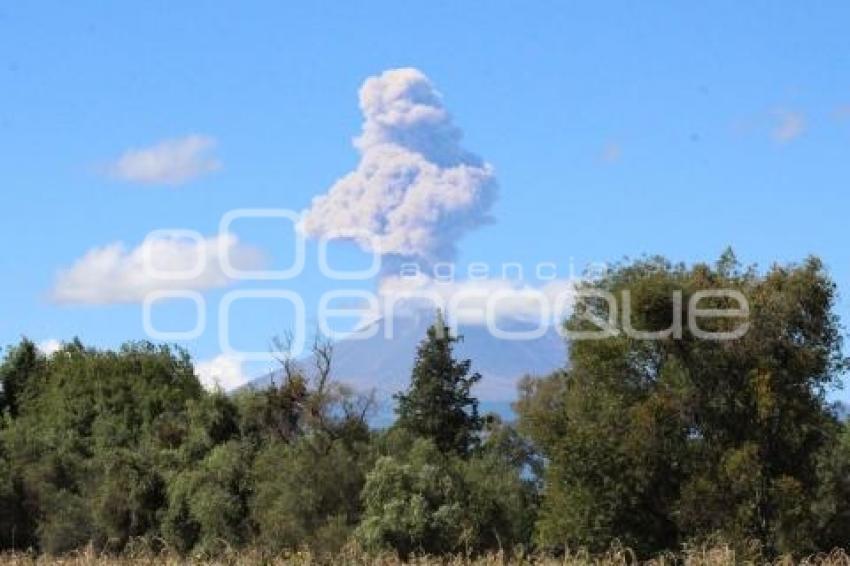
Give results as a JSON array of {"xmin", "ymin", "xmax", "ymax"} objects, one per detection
[{"xmin": 0, "ymin": 338, "xmax": 42, "ymax": 418}]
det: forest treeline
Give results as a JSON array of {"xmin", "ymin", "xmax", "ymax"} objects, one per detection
[{"xmin": 1, "ymin": 252, "xmax": 849, "ymax": 559}]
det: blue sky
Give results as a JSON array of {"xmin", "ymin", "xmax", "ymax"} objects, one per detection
[{"xmin": 2, "ymin": 2, "xmax": 849, "ymax": 398}]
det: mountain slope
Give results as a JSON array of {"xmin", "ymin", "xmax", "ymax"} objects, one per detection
[{"xmin": 246, "ymin": 311, "xmax": 567, "ymax": 403}]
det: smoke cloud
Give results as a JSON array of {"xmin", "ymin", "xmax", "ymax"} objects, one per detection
[{"xmin": 301, "ymin": 68, "xmax": 497, "ymax": 268}]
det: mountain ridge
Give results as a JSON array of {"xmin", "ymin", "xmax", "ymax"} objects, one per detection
[{"xmin": 244, "ymin": 311, "xmax": 567, "ymax": 408}]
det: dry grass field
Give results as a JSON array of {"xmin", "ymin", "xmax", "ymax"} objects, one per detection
[{"xmin": 1, "ymin": 545, "xmax": 850, "ymax": 566}]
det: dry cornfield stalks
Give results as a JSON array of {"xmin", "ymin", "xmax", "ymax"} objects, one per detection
[{"xmin": 1, "ymin": 546, "xmax": 849, "ymax": 566}]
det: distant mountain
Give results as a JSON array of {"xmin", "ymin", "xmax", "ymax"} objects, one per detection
[
  {"xmin": 244, "ymin": 325, "xmax": 848, "ymax": 427},
  {"xmin": 245, "ymin": 311, "xmax": 567, "ymax": 412}
]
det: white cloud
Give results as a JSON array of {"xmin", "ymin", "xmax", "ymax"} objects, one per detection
[
  {"xmin": 372, "ymin": 274, "xmax": 577, "ymax": 327},
  {"xmin": 772, "ymin": 110, "xmax": 805, "ymax": 143},
  {"xmin": 301, "ymin": 68, "xmax": 497, "ymax": 269},
  {"xmin": 195, "ymin": 353, "xmax": 249, "ymax": 391},
  {"xmin": 37, "ymin": 339, "xmax": 62, "ymax": 355},
  {"xmin": 107, "ymin": 135, "xmax": 221, "ymax": 185},
  {"xmin": 51, "ymin": 233, "xmax": 264, "ymax": 305}
]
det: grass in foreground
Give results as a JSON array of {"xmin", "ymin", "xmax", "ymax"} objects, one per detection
[{"xmin": 1, "ymin": 545, "xmax": 850, "ymax": 566}]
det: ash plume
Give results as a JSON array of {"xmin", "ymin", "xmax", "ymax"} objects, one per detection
[{"xmin": 301, "ymin": 68, "xmax": 497, "ymax": 270}]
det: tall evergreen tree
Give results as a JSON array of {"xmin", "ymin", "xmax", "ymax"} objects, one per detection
[
  {"xmin": 394, "ymin": 312, "xmax": 482, "ymax": 456},
  {"xmin": 0, "ymin": 338, "xmax": 42, "ymax": 418}
]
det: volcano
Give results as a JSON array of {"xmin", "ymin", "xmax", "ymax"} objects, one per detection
[{"xmin": 245, "ymin": 311, "xmax": 567, "ymax": 417}]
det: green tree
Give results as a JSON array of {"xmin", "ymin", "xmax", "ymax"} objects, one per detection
[
  {"xmin": 251, "ymin": 433, "xmax": 371, "ymax": 554},
  {"xmin": 812, "ymin": 418, "xmax": 850, "ymax": 549},
  {"xmin": 356, "ymin": 436, "xmax": 468, "ymax": 556},
  {"xmin": 357, "ymin": 430, "xmax": 533, "ymax": 556},
  {"xmin": 159, "ymin": 390, "xmax": 244, "ymax": 554},
  {"xmin": 162, "ymin": 440, "xmax": 252, "ymax": 554},
  {"xmin": 0, "ymin": 448, "xmax": 35, "ymax": 550},
  {"xmin": 519, "ymin": 252, "xmax": 848, "ymax": 556},
  {"xmin": 394, "ymin": 313, "xmax": 482, "ymax": 456},
  {"xmin": 0, "ymin": 338, "xmax": 42, "ymax": 418},
  {"xmin": 461, "ymin": 441, "xmax": 537, "ymax": 552},
  {"xmin": 89, "ymin": 447, "xmax": 166, "ymax": 551},
  {"xmin": 0, "ymin": 340, "xmax": 202, "ymax": 553},
  {"xmin": 246, "ymin": 335, "xmax": 375, "ymax": 554}
]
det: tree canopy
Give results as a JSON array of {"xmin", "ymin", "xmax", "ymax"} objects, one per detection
[
  {"xmin": 1, "ymin": 252, "xmax": 849, "ymax": 560},
  {"xmin": 394, "ymin": 312, "xmax": 483, "ymax": 456},
  {"xmin": 517, "ymin": 251, "xmax": 850, "ymax": 556}
]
